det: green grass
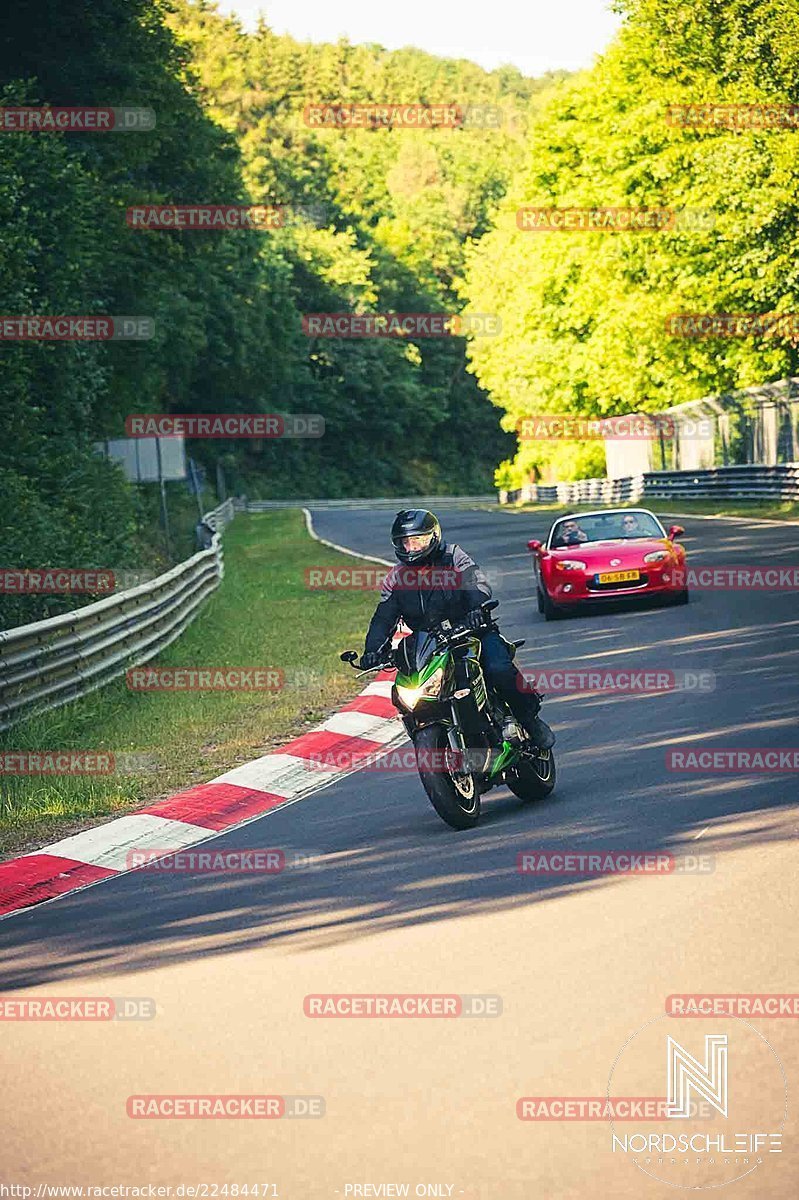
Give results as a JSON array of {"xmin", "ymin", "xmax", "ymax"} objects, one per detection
[{"xmin": 0, "ymin": 511, "xmax": 381, "ymax": 857}]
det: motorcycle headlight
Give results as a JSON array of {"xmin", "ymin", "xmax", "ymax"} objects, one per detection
[
  {"xmin": 556, "ymin": 559, "xmax": 587, "ymax": 571},
  {"xmin": 396, "ymin": 667, "xmax": 444, "ymax": 710},
  {"xmin": 644, "ymin": 550, "xmax": 669, "ymax": 563}
]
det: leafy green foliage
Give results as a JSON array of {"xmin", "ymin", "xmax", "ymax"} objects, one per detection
[
  {"xmin": 1, "ymin": 0, "xmax": 560, "ymax": 626},
  {"xmin": 463, "ymin": 0, "xmax": 799, "ymax": 485}
]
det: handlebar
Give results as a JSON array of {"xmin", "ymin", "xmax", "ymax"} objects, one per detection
[
  {"xmin": 430, "ymin": 600, "xmax": 499, "ymax": 645},
  {"xmin": 340, "ymin": 602, "xmax": 498, "ymax": 672},
  {"xmin": 339, "ymin": 648, "xmax": 396, "ymax": 674}
]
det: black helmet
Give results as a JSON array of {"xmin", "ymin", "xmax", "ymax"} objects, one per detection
[{"xmin": 391, "ymin": 509, "xmax": 442, "ymax": 564}]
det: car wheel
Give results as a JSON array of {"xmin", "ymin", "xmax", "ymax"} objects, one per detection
[
  {"xmin": 540, "ymin": 587, "xmax": 562, "ymax": 621},
  {"xmin": 673, "ymin": 589, "xmax": 690, "ymax": 605},
  {"xmin": 536, "ymin": 586, "xmax": 544, "ymax": 614}
]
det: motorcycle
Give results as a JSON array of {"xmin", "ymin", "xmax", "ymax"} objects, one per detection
[{"xmin": 341, "ymin": 601, "xmax": 556, "ymax": 829}]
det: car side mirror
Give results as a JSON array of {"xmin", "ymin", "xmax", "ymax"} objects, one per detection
[
  {"xmin": 527, "ymin": 539, "xmax": 543, "ymax": 552},
  {"xmin": 668, "ymin": 525, "xmax": 685, "ymax": 540}
]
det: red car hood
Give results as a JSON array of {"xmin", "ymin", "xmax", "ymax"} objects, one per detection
[{"xmin": 548, "ymin": 538, "xmax": 673, "ymax": 564}]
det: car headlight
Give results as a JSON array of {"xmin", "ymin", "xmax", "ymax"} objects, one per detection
[
  {"xmin": 556, "ymin": 559, "xmax": 587, "ymax": 571},
  {"xmin": 644, "ymin": 550, "xmax": 669, "ymax": 563},
  {"xmin": 396, "ymin": 667, "xmax": 445, "ymax": 710}
]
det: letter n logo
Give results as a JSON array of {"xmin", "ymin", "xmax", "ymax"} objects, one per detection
[{"xmin": 667, "ymin": 1034, "xmax": 728, "ymax": 1117}]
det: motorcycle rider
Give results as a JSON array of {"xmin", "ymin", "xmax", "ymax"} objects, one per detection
[{"xmin": 359, "ymin": 509, "xmax": 555, "ymax": 749}]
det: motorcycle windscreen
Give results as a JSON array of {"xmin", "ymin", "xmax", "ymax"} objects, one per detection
[{"xmin": 395, "ymin": 629, "xmax": 439, "ymax": 677}]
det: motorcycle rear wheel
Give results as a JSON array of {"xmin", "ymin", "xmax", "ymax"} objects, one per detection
[{"xmin": 506, "ymin": 746, "xmax": 557, "ymax": 802}]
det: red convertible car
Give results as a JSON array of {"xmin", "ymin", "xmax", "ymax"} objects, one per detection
[{"xmin": 527, "ymin": 508, "xmax": 688, "ymax": 620}]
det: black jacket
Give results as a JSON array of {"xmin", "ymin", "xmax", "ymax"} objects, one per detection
[{"xmin": 364, "ymin": 542, "xmax": 492, "ymax": 654}]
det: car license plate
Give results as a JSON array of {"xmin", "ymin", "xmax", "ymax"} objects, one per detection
[{"xmin": 597, "ymin": 569, "xmax": 640, "ymax": 584}]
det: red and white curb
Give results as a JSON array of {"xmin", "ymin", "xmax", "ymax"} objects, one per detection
[
  {"xmin": 0, "ymin": 672, "xmax": 406, "ymax": 920},
  {"xmin": 0, "ymin": 512, "xmax": 407, "ymax": 920}
]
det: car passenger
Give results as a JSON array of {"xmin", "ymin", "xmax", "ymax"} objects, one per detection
[{"xmin": 553, "ymin": 519, "xmax": 589, "ymax": 548}]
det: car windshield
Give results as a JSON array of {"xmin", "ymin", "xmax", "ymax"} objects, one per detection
[{"xmin": 550, "ymin": 511, "xmax": 663, "ymax": 547}]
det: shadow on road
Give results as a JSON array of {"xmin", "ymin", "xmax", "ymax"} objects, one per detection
[{"xmin": 0, "ymin": 511, "xmax": 797, "ymax": 989}]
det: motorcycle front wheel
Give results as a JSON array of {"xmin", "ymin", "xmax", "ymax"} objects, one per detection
[{"xmin": 413, "ymin": 723, "xmax": 481, "ymax": 830}]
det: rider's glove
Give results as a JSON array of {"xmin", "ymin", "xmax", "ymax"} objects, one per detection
[
  {"xmin": 464, "ymin": 607, "xmax": 486, "ymax": 631},
  {"xmin": 359, "ymin": 649, "xmax": 382, "ymax": 670}
]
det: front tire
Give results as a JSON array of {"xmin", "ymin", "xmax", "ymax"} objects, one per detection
[
  {"xmin": 414, "ymin": 723, "xmax": 481, "ymax": 830},
  {"xmin": 506, "ymin": 747, "xmax": 556, "ymax": 802},
  {"xmin": 539, "ymin": 586, "xmax": 562, "ymax": 621}
]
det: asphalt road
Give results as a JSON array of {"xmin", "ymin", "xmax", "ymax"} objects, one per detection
[{"xmin": 1, "ymin": 504, "xmax": 797, "ymax": 1198}]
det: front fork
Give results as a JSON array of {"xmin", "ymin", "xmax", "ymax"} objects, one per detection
[
  {"xmin": 449, "ymin": 690, "xmax": 518, "ymax": 781},
  {"xmin": 447, "ymin": 699, "xmax": 495, "ymax": 777}
]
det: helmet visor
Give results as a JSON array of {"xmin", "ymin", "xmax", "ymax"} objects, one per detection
[{"xmin": 395, "ymin": 531, "xmax": 435, "ymax": 555}]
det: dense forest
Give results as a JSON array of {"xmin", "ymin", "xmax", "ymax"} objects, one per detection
[
  {"xmin": 0, "ymin": 0, "xmax": 558, "ymax": 626},
  {"xmin": 1, "ymin": 0, "xmax": 798, "ymax": 625}
]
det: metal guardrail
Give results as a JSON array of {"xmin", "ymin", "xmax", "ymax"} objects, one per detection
[
  {"xmin": 0, "ymin": 499, "xmax": 235, "ymax": 731},
  {"xmin": 243, "ymin": 496, "xmax": 496, "ymax": 511},
  {"xmin": 500, "ymin": 477, "xmax": 643, "ymax": 505},
  {"xmin": 499, "ymin": 464, "xmax": 799, "ymax": 507},
  {"xmin": 642, "ymin": 463, "xmax": 799, "ymax": 501}
]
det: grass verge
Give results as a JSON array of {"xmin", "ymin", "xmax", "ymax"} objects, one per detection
[{"xmin": 0, "ymin": 510, "xmax": 381, "ymax": 858}]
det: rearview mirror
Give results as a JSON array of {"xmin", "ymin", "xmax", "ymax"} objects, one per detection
[
  {"xmin": 527, "ymin": 539, "xmax": 543, "ymax": 552},
  {"xmin": 668, "ymin": 525, "xmax": 685, "ymax": 540}
]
